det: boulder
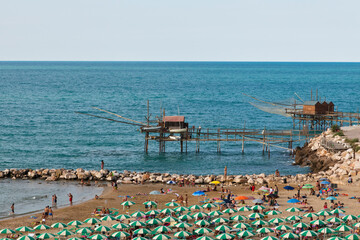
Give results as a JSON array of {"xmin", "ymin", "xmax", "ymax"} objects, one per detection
[{"xmin": 65, "ymin": 173, "xmax": 77, "ymax": 180}]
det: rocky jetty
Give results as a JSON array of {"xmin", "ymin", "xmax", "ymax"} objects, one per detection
[{"xmin": 295, "ymin": 127, "xmax": 360, "ymax": 183}]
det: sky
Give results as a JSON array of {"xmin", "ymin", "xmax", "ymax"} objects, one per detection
[{"xmin": 0, "ymin": 0, "xmax": 359, "ymax": 61}]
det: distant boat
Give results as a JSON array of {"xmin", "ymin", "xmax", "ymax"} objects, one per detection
[
  {"xmin": 169, "ymin": 136, "xmax": 181, "ymax": 141},
  {"xmin": 169, "ymin": 128, "xmax": 187, "ymax": 133}
]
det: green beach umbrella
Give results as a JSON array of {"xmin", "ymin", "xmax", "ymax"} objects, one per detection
[
  {"xmin": 51, "ymin": 222, "xmax": 68, "ymax": 228},
  {"xmin": 144, "ymin": 201, "xmax": 158, "ymax": 207},
  {"xmin": 76, "ymin": 227, "xmax": 94, "ymax": 234},
  {"xmin": 132, "ymin": 237, "xmax": 149, "ymax": 240},
  {"xmin": 251, "ymin": 205, "xmax": 265, "ymax": 211},
  {"xmin": 67, "ymin": 220, "xmax": 84, "ymax": 227},
  {"xmin": 57, "ymin": 230, "xmax": 74, "ymax": 236},
  {"xmin": 345, "ymin": 234, "xmax": 360, "ymax": 240},
  {"xmin": 223, "ymin": 208, "xmax": 238, "ymax": 214},
  {"xmin": 16, "ymin": 236, "xmax": 35, "ymax": 240},
  {"xmin": 286, "ymin": 207, "xmax": 301, "ymax": 213},
  {"xmin": 121, "ymin": 200, "xmax": 135, "ymax": 206},
  {"xmin": 274, "ymin": 225, "xmax": 292, "ymax": 231},
  {"xmin": 189, "ymin": 205, "xmax": 203, "ymax": 211},
  {"xmin": 327, "ymin": 217, "xmax": 344, "ymax": 223},
  {"xmin": 212, "ymin": 217, "xmax": 230, "ymax": 224},
  {"xmin": 216, "ymin": 233, "xmax": 235, "ymax": 239},
  {"xmin": 354, "ymin": 223, "xmax": 360, "ymax": 228},
  {"xmin": 161, "ymin": 216, "xmax": 178, "ymax": 223},
  {"xmin": 293, "ymin": 222, "xmax": 309, "ymax": 228},
  {"xmin": 237, "ymin": 230, "xmax": 254, "ymax": 238},
  {"xmin": 68, "ymin": 237, "xmax": 85, "ymax": 240},
  {"xmin": 231, "ymin": 215, "xmax": 247, "ymax": 222},
  {"xmin": 160, "ymin": 208, "xmax": 174, "ymax": 215},
  {"xmin": 336, "ymin": 225, "xmax": 353, "ymax": 232},
  {"xmin": 202, "ymin": 203, "xmax": 216, "ymax": 209},
  {"xmin": 2, "ymin": 238, "xmax": 14, "ymax": 240},
  {"xmin": 178, "ymin": 214, "xmax": 193, "ymax": 221},
  {"xmin": 129, "ymin": 221, "xmax": 147, "ymax": 228},
  {"xmin": 174, "ymin": 206, "xmax": 189, "ymax": 212},
  {"xmin": 214, "ymin": 225, "xmax": 232, "ymax": 232},
  {"xmin": 0, "ymin": 229, "xmax": 15, "ymax": 234},
  {"xmin": 146, "ymin": 218, "xmax": 162, "ymax": 226},
  {"xmin": 238, "ymin": 206, "xmax": 251, "ymax": 212},
  {"xmin": 174, "ymin": 222, "xmax": 192, "ymax": 229},
  {"xmin": 111, "ymin": 231, "xmax": 130, "ymax": 238},
  {"xmin": 286, "ymin": 215, "xmax": 302, "ymax": 221},
  {"xmin": 165, "ymin": 202, "xmax": 180, "ymax": 207},
  {"xmin": 84, "ymin": 218, "xmax": 101, "ymax": 224},
  {"xmin": 194, "ymin": 228, "xmax": 213, "ymax": 235},
  {"xmin": 152, "ymin": 234, "xmax": 171, "ymax": 240},
  {"xmin": 34, "ymin": 224, "xmax": 51, "ymax": 230},
  {"xmin": 15, "ymin": 226, "xmax": 34, "ymax": 232},
  {"xmin": 112, "ymin": 223, "xmax": 130, "ymax": 230},
  {"xmin": 89, "ymin": 234, "xmax": 107, "ymax": 240},
  {"xmin": 303, "ymin": 213, "xmax": 318, "ymax": 218},
  {"xmin": 265, "ymin": 210, "xmax": 281, "ymax": 216},
  {"xmin": 37, "ymin": 233, "xmax": 55, "ymax": 239},
  {"xmin": 193, "ymin": 212, "xmax": 208, "ymax": 219},
  {"xmin": 153, "ymin": 226, "xmax": 172, "ymax": 234},
  {"xmin": 134, "ymin": 228, "xmax": 152, "ymax": 235},
  {"xmin": 261, "ymin": 237, "xmax": 279, "ymax": 240},
  {"xmin": 248, "ymin": 212, "xmax": 264, "ymax": 219},
  {"xmin": 174, "ymin": 230, "xmax": 191, "ymax": 238},
  {"xmin": 209, "ymin": 210, "xmax": 224, "ymax": 217},
  {"xmin": 280, "ymin": 233, "xmax": 299, "ymax": 239},
  {"xmin": 327, "ymin": 237, "xmax": 345, "ymax": 240},
  {"xmin": 131, "ymin": 211, "xmax": 146, "ymax": 218},
  {"xmin": 100, "ymin": 215, "xmax": 115, "ymax": 221},
  {"xmin": 233, "ymin": 223, "xmax": 251, "ymax": 229},
  {"xmin": 269, "ymin": 218, "xmax": 285, "ymax": 224},
  {"xmin": 300, "ymin": 230, "xmax": 318, "ymax": 237},
  {"xmin": 196, "ymin": 237, "xmax": 215, "ymax": 240},
  {"xmin": 310, "ymin": 220, "xmax": 326, "ymax": 226},
  {"xmin": 318, "ymin": 210, "xmax": 333, "ymax": 216},
  {"xmin": 344, "ymin": 215, "xmax": 358, "ymax": 221},
  {"xmin": 331, "ymin": 209, "xmax": 346, "ymax": 215},
  {"xmin": 195, "ymin": 219, "xmax": 211, "ymax": 227},
  {"xmin": 318, "ymin": 227, "xmax": 336, "ymax": 234},
  {"xmin": 115, "ymin": 214, "xmax": 131, "ymax": 220},
  {"xmin": 257, "ymin": 227, "xmax": 274, "ymax": 234},
  {"xmin": 252, "ymin": 220, "xmax": 268, "ymax": 226},
  {"xmin": 146, "ymin": 210, "xmax": 159, "ymax": 216},
  {"xmin": 94, "ymin": 225, "xmax": 111, "ymax": 232}
]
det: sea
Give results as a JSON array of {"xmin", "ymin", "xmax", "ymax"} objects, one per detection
[{"xmin": 0, "ymin": 61, "xmax": 360, "ymax": 216}]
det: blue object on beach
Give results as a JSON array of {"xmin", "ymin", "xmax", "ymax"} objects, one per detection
[
  {"xmin": 287, "ymin": 198, "xmax": 301, "ymax": 203},
  {"xmin": 284, "ymin": 186, "xmax": 295, "ymax": 190},
  {"xmin": 252, "ymin": 199, "xmax": 264, "ymax": 204},
  {"xmin": 167, "ymin": 180, "xmax": 176, "ymax": 185},
  {"xmin": 192, "ymin": 191, "xmax": 205, "ymax": 196},
  {"xmin": 326, "ymin": 196, "xmax": 337, "ymax": 200},
  {"xmin": 150, "ymin": 191, "xmax": 161, "ymax": 195},
  {"xmin": 321, "ymin": 181, "xmax": 330, "ymax": 185},
  {"xmin": 320, "ymin": 178, "xmax": 328, "ymax": 181}
]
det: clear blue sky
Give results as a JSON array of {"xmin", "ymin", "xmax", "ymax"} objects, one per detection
[{"xmin": 1, "ymin": 0, "xmax": 359, "ymax": 61}]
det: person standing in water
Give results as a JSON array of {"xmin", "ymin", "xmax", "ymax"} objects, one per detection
[
  {"xmin": 11, "ymin": 203, "xmax": 14, "ymax": 214},
  {"xmin": 101, "ymin": 160, "xmax": 104, "ymax": 170},
  {"xmin": 68, "ymin": 193, "xmax": 73, "ymax": 205}
]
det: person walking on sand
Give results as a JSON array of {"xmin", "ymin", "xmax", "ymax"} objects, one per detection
[
  {"xmin": 68, "ymin": 193, "xmax": 73, "ymax": 205},
  {"xmin": 11, "ymin": 203, "xmax": 14, "ymax": 214},
  {"xmin": 49, "ymin": 207, "xmax": 53, "ymax": 219},
  {"xmin": 101, "ymin": 160, "xmax": 104, "ymax": 170}
]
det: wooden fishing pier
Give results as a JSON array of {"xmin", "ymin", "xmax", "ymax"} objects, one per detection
[{"xmin": 76, "ymin": 92, "xmax": 360, "ymax": 154}]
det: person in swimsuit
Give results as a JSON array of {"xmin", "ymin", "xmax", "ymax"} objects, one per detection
[{"xmin": 68, "ymin": 193, "xmax": 73, "ymax": 205}]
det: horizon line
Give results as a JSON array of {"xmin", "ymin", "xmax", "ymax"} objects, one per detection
[{"xmin": 0, "ymin": 60, "xmax": 360, "ymax": 63}]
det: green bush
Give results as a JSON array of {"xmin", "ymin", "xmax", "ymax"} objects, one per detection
[
  {"xmin": 331, "ymin": 124, "xmax": 341, "ymax": 132},
  {"xmin": 345, "ymin": 138, "xmax": 359, "ymax": 144},
  {"xmin": 333, "ymin": 131, "xmax": 344, "ymax": 137}
]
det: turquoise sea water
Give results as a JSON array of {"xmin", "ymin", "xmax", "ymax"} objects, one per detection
[{"xmin": 1, "ymin": 62, "xmax": 360, "ymax": 176}]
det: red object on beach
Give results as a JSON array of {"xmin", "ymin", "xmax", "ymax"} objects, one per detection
[{"xmin": 235, "ymin": 196, "xmax": 249, "ymax": 200}]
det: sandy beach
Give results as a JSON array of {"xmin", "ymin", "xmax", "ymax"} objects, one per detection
[{"xmin": 1, "ymin": 180, "xmax": 360, "ymax": 238}]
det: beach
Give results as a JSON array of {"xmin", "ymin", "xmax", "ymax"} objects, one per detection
[{"xmin": 1, "ymin": 180, "xmax": 360, "ymax": 238}]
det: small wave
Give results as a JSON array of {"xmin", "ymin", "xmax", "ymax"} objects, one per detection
[{"xmin": 23, "ymin": 195, "xmax": 48, "ymax": 201}]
